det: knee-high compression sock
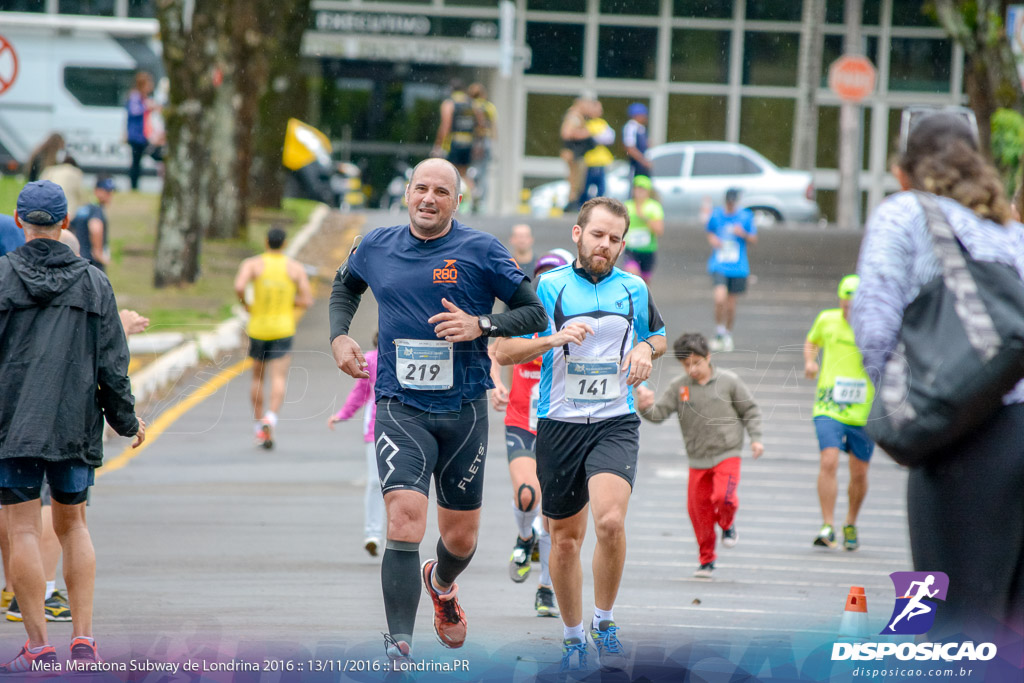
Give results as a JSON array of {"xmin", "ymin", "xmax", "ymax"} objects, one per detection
[
  {"xmin": 537, "ymin": 527, "xmax": 552, "ymax": 586},
  {"xmin": 381, "ymin": 540, "xmax": 420, "ymax": 643},
  {"xmin": 512, "ymin": 495, "xmax": 540, "ymax": 540},
  {"xmin": 434, "ymin": 537, "xmax": 476, "ymax": 589}
]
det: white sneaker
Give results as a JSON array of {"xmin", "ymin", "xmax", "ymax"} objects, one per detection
[
  {"xmin": 721, "ymin": 525, "xmax": 737, "ymax": 548},
  {"xmin": 722, "ymin": 334, "xmax": 734, "ymax": 352},
  {"xmin": 693, "ymin": 562, "xmax": 714, "ymax": 579},
  {"xmin": 709, "ymin": 336, "xmax": 725, "ymax": 352}
]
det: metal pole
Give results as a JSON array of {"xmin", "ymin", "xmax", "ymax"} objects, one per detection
[{"xmin": 838, "ymin": 0, "xmax": 863, "ymax": 229}]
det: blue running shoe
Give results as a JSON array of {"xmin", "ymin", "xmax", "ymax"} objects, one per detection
[
  {"xmin": 590, "ymin": 620, "xmax": 627, "ymax": 671},
  {"xmin": 560, "ymin": 637, "xmax": 588, "ymax": 672}
]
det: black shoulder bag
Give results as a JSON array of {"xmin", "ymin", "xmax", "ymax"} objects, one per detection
[{"xmin": 865, "ymin": 192, "xmax": 1024, "ymax": 467}]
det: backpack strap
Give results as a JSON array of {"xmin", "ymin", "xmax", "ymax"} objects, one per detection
[{"xmin": 914, "ymin": 191, "xmax": 1000, "ymax": 362}]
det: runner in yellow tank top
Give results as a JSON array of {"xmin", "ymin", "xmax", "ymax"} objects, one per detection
[{"xmin": 234, "ymin": 228, "xmax": 313, "ymax": 449}]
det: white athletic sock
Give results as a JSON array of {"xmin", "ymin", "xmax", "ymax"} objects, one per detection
[
  {"xmin": 429, "ymin": 564, "xmax": 454, "ymax": 596},
  {"xmin": 537, "ymin": 528, "xmax": 552, "ymax": 586},
  {"xmin": 593, "ymin": 607, "xmax": 614, "ymax": 630},
  {"xmin": 563, "ymin": 622, "xmax": 586, "ymax": 642},
  {"xmin": 716, "ymin": 325, "xmax": 728, "ymax": 337},
  {"xmin": 512, "ymin": 499, "xmax": 539, "ymax": 540},
  {"xmin": 253, "ymin": 421, "xmax": 263, "ymax": 435},
  {"xmin": 45, "ymin": 581, "xmax": 55, "ymax": 597},
  {"xmin": 263, "ymin": 411, "xmax": 278, "ymax": 427}
]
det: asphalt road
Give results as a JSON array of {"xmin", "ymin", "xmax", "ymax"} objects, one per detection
[{"xmin": 3, "ymin": 211, "xmax": 923, "ymax": 681}]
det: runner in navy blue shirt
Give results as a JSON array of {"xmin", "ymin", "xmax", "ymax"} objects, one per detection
[{"xmin": 328, "ymin": 158, "xmax": 546, "ymax": 663}]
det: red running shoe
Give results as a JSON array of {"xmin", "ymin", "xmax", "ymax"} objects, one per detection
[
  {"xmin": 0, "ymin": 640, "xmax": 58, "ymax": 674},
  {"xmin": 421, "ymin": 559, "xmax": 467, "ymax": 648}
]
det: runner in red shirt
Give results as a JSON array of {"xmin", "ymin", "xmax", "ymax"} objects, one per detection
[{"xmin": 490, "ymin": 249, "xmax": 573, "ymax": 616}]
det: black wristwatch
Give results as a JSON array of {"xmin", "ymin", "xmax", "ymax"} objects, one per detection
[{"xmin": 478, "ymin": 316, "xmax": 495, "ymax": 337}]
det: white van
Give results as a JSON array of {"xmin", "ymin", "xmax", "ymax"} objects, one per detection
[{"xmin": 0, "ymin": 13, "xmax": 160, "ymax": 175}]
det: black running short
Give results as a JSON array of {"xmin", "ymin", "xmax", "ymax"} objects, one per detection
[
  {"xmin": 535, "ymin": 414, "xmax": 641, "ymax": 520},
  {"xmin": 373, "ymin": 396, "xmax": 489, "ymax": 510},
  {"xmin": 505, "ymin": 425, "xmax": 536, "ymax": 463},
  {"xmin": 248, "ymin": 336, "xmax": 293, "ymax": 361},
  {"xmin": 711, "ymin": 273, "xmax": 748, "ymax": 294},
  {"xmin": 447, "ymin": 144, "xmax": 473, "ymax": 168}
]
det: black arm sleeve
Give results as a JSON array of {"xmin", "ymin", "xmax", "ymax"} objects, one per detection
[
  {"xmin": 490, "ymin": 280, "xmax": 548, "ymax": 338},
  {"xmin": 329, "ymin": 265, "xmax": 368, "ymax": 342}
]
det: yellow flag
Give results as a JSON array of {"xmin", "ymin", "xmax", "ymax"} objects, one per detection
[{"xmin": 282, "ymin": 118, "xmax": 332, "ymax": 171}]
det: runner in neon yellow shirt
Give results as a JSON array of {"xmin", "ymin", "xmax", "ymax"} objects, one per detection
[
  {"xmin": 623, "ymin": 175, "xmax": 664, "ymax": 283},
  {"xmin": 803, "ymin": 274, "xmax": 875, "ymax": 551}
]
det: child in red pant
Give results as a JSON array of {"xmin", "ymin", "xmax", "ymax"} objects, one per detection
[{"xmin": 635, "ymin": 332, "xmax": 763, "ymax": 578}]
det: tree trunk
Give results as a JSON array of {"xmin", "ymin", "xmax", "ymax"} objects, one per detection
[
  {"xmin": 791, "ymin": 0, "xmax": 826, "ymax": 171},
  {"xmin": 154, "ymin": 0, "xmax": 228, "ymax": 286},
  {"xmin": 249, "ymin": 0, "xmax": 312, "ymax": 209},
  {"xmin": 932, "ymin": 0, "xmax": 1024, "ymax": 154}
]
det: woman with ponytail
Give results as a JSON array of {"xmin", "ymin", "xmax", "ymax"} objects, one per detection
[{"xmin": 851, "ymin": 111, "xmax": 1024, "ymax": 642}]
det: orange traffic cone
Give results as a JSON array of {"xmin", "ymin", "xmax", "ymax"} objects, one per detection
[{"xmin": 838, "ymin": 586, "xmax": 870, "ymax": 639}]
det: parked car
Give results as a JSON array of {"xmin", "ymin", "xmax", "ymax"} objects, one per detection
[{"xmin": 529, "ymin": 141, "xmax": 820, "ymax": 227}]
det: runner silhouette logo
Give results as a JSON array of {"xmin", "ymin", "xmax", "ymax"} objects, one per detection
[{"xmin": 882, "ymin": 571, "xmax": 949, "ymax": 635}]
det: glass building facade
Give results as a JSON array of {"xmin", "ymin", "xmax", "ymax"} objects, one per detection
[{"xmin": 1, "ymin": 0, "xmax": 963, "ymax": 217}]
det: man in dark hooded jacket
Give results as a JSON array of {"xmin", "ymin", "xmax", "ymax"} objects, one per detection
[{"xmin": 0, "ymin": 180, "xmax": 145, "ymax": 671}]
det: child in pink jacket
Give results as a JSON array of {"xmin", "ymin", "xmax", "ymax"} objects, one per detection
[{"xmin": 328, "ymin": 336, "xmax": 382, "ymax": 556}]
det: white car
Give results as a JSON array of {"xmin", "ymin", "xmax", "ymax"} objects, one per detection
[{"xmin": 529, "ymin": 141, "xmax": 820, "ymax": 227}]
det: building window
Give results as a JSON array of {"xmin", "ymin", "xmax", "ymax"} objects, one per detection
[
  {"xmin": 600, "ymin": 0, "xmax": 659, "ymax": 16},
  {"xmin": 739, "ymin": 97, "xmax": 795, "ymax": 167},
  {"xmin": 63, "ymin": 66, "xmax": 135, "ymax": 107},
  {"xmin": 825, "ymin": 0, "xmax": 882, "ymax": 25},
  {"xmin": 597, "ymin": 25, "xmax": 657, "ymax": 80},
  {"xmin": 525, "ymin": 22, "xmax": 585, "ymax": 77},
  {"xmin": 0, "ymin": 0, "xmax": 45, "ymax": 11},
  {"xmin": 525, "ymin": 93, "xmax": 576, "ymax": 157},
  {"xmin": 892, "ymin": 2, "xmax": 936, "ymax": 26},
  {"xmin": 445, "ymin": 0, "xmax": 501, "ymax": 6},
  {"xmin": 127, "ymin": 0, "xmax": 155, "ymax": 18},
  {"xmin": 58, "ymin": 0, "xmax": 115, "ymax": 14},
  {"xmin": 667, "ymin": 94, "xmax": 728, "ymax": 141},
  {"xmin": 673, "ymin": 0, "xmax": 732, "ymax": 19},
  {"xmin": 671, "ymin": 93, "xmax": 729, "ymax": 141},
  {"xmin": 815, "ymin": 105, "xmax": 872, "ymax": 170},
  {"xmin": 889, "ymin": 38, "xmax": 951, "ymax": 92},
  {"xmin": 528, "ymin": 0, "xmax": 586, "ymax": 11},
  {"xmin": 745, "ymin": 0, "xmax": 801, "ymax": 22},
  {"xmin": 743, "ymin": 32, "xmax": 800, "ymax": 87},
  {"xmin": 671, "ymin": 30, "xmax": 730, "ymax": 84}
]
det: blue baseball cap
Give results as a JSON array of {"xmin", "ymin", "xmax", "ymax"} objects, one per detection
[
  {"xmin": 96, "ymin": 176, "xmax": 116, "ymax": 192},
  {"xmin": 16, "ymin": 180, "xmax": 68, "ymax": 225},
  {"xmin": 627, "ymin": 103, "xmax": 648, "ymax": 118}
]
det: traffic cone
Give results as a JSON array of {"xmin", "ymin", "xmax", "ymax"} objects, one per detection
[{"xmin": 838, "ymin": 586, "xmax": 870, "ymax": 639}]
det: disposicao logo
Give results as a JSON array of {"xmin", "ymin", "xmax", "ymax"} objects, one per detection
[
  {"xmin": 882, "ymin": 571, "xmax": 948, "ymax": 635},
  {"xmin": 831, "ymin": 572, "xmax": 998, "ymax": 663}
]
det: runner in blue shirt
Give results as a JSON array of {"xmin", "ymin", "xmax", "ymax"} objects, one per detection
[
  {"xmin": 706, "ymin": 187, "xmax": 758, "ymax": 352},
  {"xmin": 328, "ymin": 158, "xmax": 546, "ymax": 663},
  {"xmin": 493, "ymin": 197, "xmax": 667, "ymax": 673}
]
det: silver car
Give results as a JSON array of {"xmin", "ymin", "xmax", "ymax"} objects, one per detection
[{"xmin": 529, "ymin": 141, "xmax": 820, "ymax": 227}]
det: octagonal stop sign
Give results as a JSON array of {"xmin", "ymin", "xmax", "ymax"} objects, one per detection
[{"xmin": 828, "ymin": 54, "xmax": 876, "ymax": 103}]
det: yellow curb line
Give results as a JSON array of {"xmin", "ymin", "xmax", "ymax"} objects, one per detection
[
  {"xmin": 100, "ymin": 212, "xmax": 363, "ymax": 478},
  {"xmin": 99, "ymin": 358, "xmax": 253, "ymax": 478}
]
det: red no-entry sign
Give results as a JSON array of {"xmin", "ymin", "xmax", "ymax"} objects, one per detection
[
  {"xmin": 0, "ymin": 35, "xmax": 18, "ymax": 96},
  {"xmin": 829, "ymin": 54, "xmax": 876, "ymax": 103}
]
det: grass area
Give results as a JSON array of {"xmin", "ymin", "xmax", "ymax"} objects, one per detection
[{"xmin": 1, "ymin": 174, "xmax": 320, "ymax": 334}]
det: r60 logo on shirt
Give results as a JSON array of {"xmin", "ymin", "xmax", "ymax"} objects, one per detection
[{"xmin": 433, "ymin": 259, "xmax": 459, "ymax": 284}]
